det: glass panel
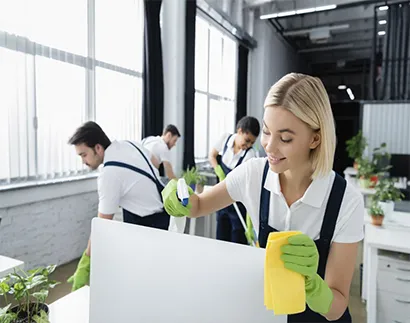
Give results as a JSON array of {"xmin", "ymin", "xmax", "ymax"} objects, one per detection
[
  {"xmin": 95, "ymin": 0, "xmax": 144, "ymax": 71},
  {"xmin": 194, "ymin": 92, "xmax": 208, "ymax": 158},
  {"xmin": 96, "ymin": 67, "xmax": 142, "ymax": 142},
  {"xmin": 35, "ymin": 57, "xmax": 86, "ymax": 178}
]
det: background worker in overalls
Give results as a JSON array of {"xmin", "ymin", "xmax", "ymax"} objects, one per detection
[
  {"xmin": 141, "ymin": 124, "xmax": 181, "ymax": 181},
  {"xmin": 67, "ymin": 121, "xmax": 168, "ymax": 291},
  {"xmin": 162, "ymin": 73, "xmax": 364, "ymax": 322},
  {"xmin": 208, "ymin": 116, "xmax": 260, "ymax": 244}
]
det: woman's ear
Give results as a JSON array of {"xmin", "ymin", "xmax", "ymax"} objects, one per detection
[{"xmin": 309, "ymin": 131, "xmax": 321, "ymax": 149}]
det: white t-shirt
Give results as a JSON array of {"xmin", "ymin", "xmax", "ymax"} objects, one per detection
[
  {"xmin": 213, "ymin": 133, "xmax": 256, "ymax": 169},
  {"xmin": 98, "ymin": 140, "xmax": 163, "ymax": 216},
  {"xmin": 141, "ymin": 136, "xmax": 171, "ymax": 164},
  {"xmin": 225, "ymin": 158, "xmax": 364, "ymax": 243}
]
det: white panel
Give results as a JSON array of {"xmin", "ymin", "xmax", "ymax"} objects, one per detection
[
  {"xmin": 90, "ymin": 218, "xmax": 287, "ymax": 323},
  {"xmin": 362, "ymin": 103, "xmax": 410, "ymax": 156}
]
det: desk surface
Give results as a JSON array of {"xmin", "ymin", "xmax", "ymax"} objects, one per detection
[
  {"xmin": 49, "ymin": 286, "xmax": 89, "ymax": 323},
  {"xmin": 365, "ymin": 223, "xmax": 410, "ymax": 254},
  {"xmin": 0, "ymin": 255, "xmax": 24, "ymax": 277}
]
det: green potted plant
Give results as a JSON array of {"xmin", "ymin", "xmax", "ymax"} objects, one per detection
[
  {"xmin": 368, "ymin": 199, "xmax": 384, "ymax": 226},
  {"xmin": 0, "ymin": 265, "xmax": 59, "ymax": 323},
  {"xmin": 182, "ymin": 166, "xmax": 206, "ymax": 193},
  {"xmin": 345, "ymin": 130, "xmax": 367, "ymax": 169},
  {"xmin": 356, "ymin": 143, "xmax": 392, "ymax": 189},
  {"xmin": 357, "ymin": 158, "xmax": 378, "ymax": 188},
  {"xmin": 373, "ymin": 178, "xmax": 404, "ymax": 221}
]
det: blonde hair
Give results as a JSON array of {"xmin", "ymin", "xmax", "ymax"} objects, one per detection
[{"xmin": 263, "ymin": 73, "xmax": 336, "ymax": 179}]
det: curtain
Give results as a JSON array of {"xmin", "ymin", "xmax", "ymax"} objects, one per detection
[
  {"xmin": 142, "ymin": 0, "xmax": 164, "ymax": 138},
  {"xmin": 235, "ymin": 44, "xmax": 249, "ymax": 124},
  {"xmin": 371, "ymin": 2, "xmax": 410, "ymax": 100},
  {"xmin": 183, "ymin": 0, "xmax": 196, "ymax": 170}
]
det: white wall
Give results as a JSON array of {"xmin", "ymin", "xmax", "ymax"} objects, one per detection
[
  {"xmin": 248, "ymin": 19, "xmax": 306, "ymax": 155},
  {"xmin": 161, "ymin": 0, "xmax": 186, "ymax": 177},
  {"xmin": 0, "ymin": 178, "xmax": 97, "ymax": 270}
]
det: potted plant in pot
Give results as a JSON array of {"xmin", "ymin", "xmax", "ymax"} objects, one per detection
[
  {"xmin": 357, "ymin": 158, "xmax": 378, "ymax": 188},
  {"xmin": 345, "ymin": 131, "xmax": 367, "ymax": 169},
  {"xmin": 0, "ymin": 265, "xmax": 59, "ymax": 323},
  {"xmin": 373, "ymin": 178, "xmax": 404, "ymax": 221},
  {"xmin": 368, "ymin": 199, "xmax": 384, "ymax": 226},
  {"xmin": 182, "ymin": 166, "xmax": 206, "ymax": 193}
]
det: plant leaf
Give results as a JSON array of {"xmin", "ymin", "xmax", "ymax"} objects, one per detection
[
  {"xmin": 32, "ymin": 290, "xmax": 49, "ymax": 303},
  {"xmin": 33, "ymin": 309, "xmax": 50, "ymax": 323}
]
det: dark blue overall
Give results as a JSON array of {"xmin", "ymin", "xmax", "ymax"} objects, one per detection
[
  {"xmin": 258, "ymin": 161, "xmax": 352, "ymax": 323},
  {"xmin": 104, "ymin": 141, "xmax": 169, "ymax": 230},
  {"xmin": 216, "ymin": 134, "xmax": 251, "ymax": 244}
]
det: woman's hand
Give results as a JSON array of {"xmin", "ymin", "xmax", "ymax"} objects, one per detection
[
  {"xmin": 162, "ymin": 179, "xmax": 194, "ymax": 217},
  {"xmin": 280, "ymin": 234, "xmax": 333, "ymax": 315}
]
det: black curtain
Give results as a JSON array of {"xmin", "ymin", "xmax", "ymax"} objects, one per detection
[
  {"xmin": 371, "ymin": 2, "xmax": 410, "ymax": 100},
  {"xmin": 183, "ymin": 0, "xmax": 196, "ymax": 170},
  {"xmin": 235, "ymin": 44, "xmax": 249, "ymax": 124},
  {"xmin": 142, "ymin": 0, "xmax": 164, "ymax": 138}
]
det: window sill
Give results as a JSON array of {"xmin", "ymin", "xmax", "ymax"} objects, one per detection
[{"xmin": 0, "ymin": 173, "xmax": 99, "ymax": 209}]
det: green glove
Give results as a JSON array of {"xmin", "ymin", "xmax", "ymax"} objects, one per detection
[
  {"xmin": 280, "ymin": 234, "xmax": 334, "ymax": 314},
  {"xmin": 244, "ymin": 214, "xmax": 255, "ymax": 245},
  {"xmin": 67, "ymin": 251, "xmax": 90, "ymax": 292},
  {"xmin": 214, "ymin": 165, "xmax": 226, "ymax": 182},
  {"xmin": 161, "ymin": 179, "xmax": 194, "ymax": 217}
]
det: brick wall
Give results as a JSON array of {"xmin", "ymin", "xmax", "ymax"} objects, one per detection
[{"xmin": 0, "ymin": 178, "xmax": 98, "ymax": 270}]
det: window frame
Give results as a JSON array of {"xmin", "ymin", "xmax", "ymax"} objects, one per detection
[
  {"xmin": 0, "ymin": 0, "xmax": 144, "ymax": 187},
  {"xmin": 194, "ymin": 13, "xmax": 238, "ymax": 161}
]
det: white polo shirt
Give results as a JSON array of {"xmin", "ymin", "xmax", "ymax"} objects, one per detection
[
  {"xmin": 213, "ymin": 133, "xmax": 256, "ymax": 169},
  {"xmin": 141, "ymin": 136, "xmax": 171, "ymax": 164},
  {"xmin": 225, "ymin": 158, "xmax": 364, "ymax": 243},
  {"xmin": 98, "ymin": 140, "xmax": 163, "ymax": 217}
]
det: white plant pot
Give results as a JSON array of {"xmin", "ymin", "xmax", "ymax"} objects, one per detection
[{"xmin": 379, "ymin": 201, "xmax": 395, "ymax": 222}]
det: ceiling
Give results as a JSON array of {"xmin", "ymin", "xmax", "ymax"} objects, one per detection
[{"xmin": 245, "ymin": 0, "xmax": 391, "ymax": 101}]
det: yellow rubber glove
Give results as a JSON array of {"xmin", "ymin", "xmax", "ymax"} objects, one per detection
[
  {"xmin": 280, "ymin": 234, "xmax": 334, "ymax": 314},
  {"xmin": 161, "ymin": 179, "xmax": 194, "ymax": 217},
  {"xmin": 214, "ymin": 165, "xmax": 226, "ymax": 182},
  {"xmin": 67, "ymin": 251, "xmax": 90, "ymax": 291}
]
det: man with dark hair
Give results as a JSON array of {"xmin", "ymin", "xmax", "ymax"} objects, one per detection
[
  {"xmin": 208, "ymin": 116, "xmax": 260, "ymax": 245},
  {"xmin": 141, "ymin": 124, "xmax": 181, "ymax": 180},
  {"xmin": 67, "ymin": 121, "xmax": 169, "ymax": 291}
]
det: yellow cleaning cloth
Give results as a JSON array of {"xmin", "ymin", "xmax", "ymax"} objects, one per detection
[{"xmin": 264, "ymin": 231, "xmax": 306, "ymax": 315}]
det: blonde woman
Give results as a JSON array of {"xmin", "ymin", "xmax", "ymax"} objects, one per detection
[{"xmin": 162, "ymin": 73, "xmax": 363, "ymax": 322}]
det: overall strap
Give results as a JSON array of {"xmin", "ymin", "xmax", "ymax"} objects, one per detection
[
  {"xmin": 104, "ymin": 162, "xmax": 157, "ymax": 184},
  {"xmin": 126, "ymin": 140, "xmax": 163, "ymax": 187},
  {"xmin": 235, "ymin": 147, "xmax": 252, "ymax": 168},
  {"xmin": 317, "ymin": 173, "xmax": 347, "ymax": 277},
  {"xmin": 258, "ymin": 161, "xmax": 271, "ymax": 248},
  {"xmin": 222, "ymin": 134, "xmax": 233, "ymax": 155}
]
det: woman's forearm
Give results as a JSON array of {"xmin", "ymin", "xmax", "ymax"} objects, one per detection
[{"xmin": 323, "ymin": 288, "xmax": 349, "ymax": 321}]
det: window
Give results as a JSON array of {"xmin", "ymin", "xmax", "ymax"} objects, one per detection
[
  {"xmin": 194, "ymin": 16, "xmax": 238, "ymax": 159},
  {"xmin": 0, "ymin": 0, "xmax": 144, "ymax": 185}
]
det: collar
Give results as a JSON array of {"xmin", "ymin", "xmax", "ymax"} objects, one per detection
[
  {"xmin": 103, "ymin": 140, "xmax": 116, "ymax": 163},
  {"xmin": 227, "ymin": 134, "xmax": 246, "ymax": 157},
  {"xmin": 263, "ymin": 169, "xmax": 333, "ymax": 208}
]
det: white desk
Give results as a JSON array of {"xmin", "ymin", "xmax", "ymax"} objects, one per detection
[
  {"xmin": 0, "ymin": 255, "xmax": 24, "ymax": 278},
  {"xmin": 48, "ymin": 286, "xmax": 89, "ymax": 323},
  {"xmin": 363, "ymin": 224, "xmax": 410, "ymax": 323}
]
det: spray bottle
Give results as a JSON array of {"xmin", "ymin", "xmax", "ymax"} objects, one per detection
[{"xmin": 177, "ymin": 178, "xmax": 190, "ymax": 206}]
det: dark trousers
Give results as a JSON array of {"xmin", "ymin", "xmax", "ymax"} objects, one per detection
[
  {"xmin": 216, "ymin": 204, "xmax": 247, "ymax": 245},
  {"xmin": 123, "ymin": 209, "xmax": 170, "ymax": 230}
]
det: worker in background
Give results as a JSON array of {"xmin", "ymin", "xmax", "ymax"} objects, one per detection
[
  {"xmin": 141, "ymin": 125, "xmax": 180, "ymax": 180},
  {"xmin": 67, "ymin": 121, "xmax": 169, "ymax": 291},
  {"xmin": 209, "ymin": 116, "xmax": 260, "ymax": 244}
]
